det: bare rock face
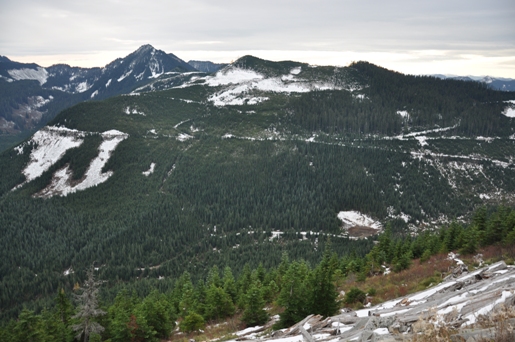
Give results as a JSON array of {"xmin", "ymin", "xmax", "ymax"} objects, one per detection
[{"xmin": 236, "ymin": 261, "xmax": 515, "ymax": 342}]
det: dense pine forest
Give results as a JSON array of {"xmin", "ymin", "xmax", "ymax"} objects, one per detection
[{"xmin": 1, "ymin": 205, "xmax": 514, "ymax": 341}]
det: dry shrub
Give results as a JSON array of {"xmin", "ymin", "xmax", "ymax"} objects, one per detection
[
  {"xmin": 476, "ymin": 304, "xmax": 515, "ymax": 342},
  {"xmin": 170, "ymin": 316, "xmax": 241, "ymax": 342},
  {"xmin": 339, "ymin": 253, "xmax": 453, "ymax": 308},
  {"xmin": 406, "ymin": 308, "xmax": 455, "ymax": 342}
]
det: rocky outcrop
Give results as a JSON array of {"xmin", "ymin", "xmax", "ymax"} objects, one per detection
[{"xmin": 237, "ymin": 260, "xmax": 515, "ymax": 342}]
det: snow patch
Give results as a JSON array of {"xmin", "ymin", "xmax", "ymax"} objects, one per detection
[
  {"xmin": 124, "ymin": 106, "xmax": 146, "ymax": 116},
  {"xmin": 235, "ymin": 326, "xmax": 264, "ymax": 336},
  {"xmin": 464, "ymin": 290, "xmax": 514, "ymax": 325},
  {"xmin": 33, "ymin": 95, "xmax": 52, "ymax": 108},
  {"xmin": 177, "ymin": 133, "xmax": 193, "ymax": 141},
  {"xmin": 503, "ymin": 106, "xmax": 515, "ymax": 118},
  {"xmin": 290, "ymin": 67, "xmax": 301, "ymax": 75},
  {"xmin": 105, "ymin": 79, "xmax": 112, "ymax": 87},
  {"xmin": 75, "ymin": 81, "xmax": 91, "ymax": 93},
  {"xmin": 90, "ymin": 90, "xmax": 98, "ymax": 98},
  {"xmin": 476, "ymin": 136, "xmax": 494, "ymax": 142},
  {"xmin": 174, "ymin": 119, "xmax": 191, "ymax": 129},
  {"xmin": 415, "ymin": 136, "xmax": 428, "ymax": 146},
  {"xmin": 8, "ymin": 67, "xmax": 48, "ymax": 85},
  {"xmin": 373, "ymin": 328, "xmax": 389, "ymax": 335},
  {"xmin": 269, "ymin": 231, "xmax": 284, "ymax": 241},
  {"xmin": 142, "ymin": 163, "xmax": 156, "ymax": 176},
  {"xmin": 337, "ymin": 211, "xmax": 382, "ymax": 230},
  {"xmin": 397, "ymin": 110, "xmax": 409, "ymax": 118}
]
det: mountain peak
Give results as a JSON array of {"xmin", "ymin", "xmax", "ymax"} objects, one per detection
[{"xmin": 134, "ymin": 44, "xmax": 156, "ymax": 54}]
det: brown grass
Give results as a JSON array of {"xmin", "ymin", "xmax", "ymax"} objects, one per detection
[
  {"xmin": 347, "ymin": 225, "xmax": 379, "ymax": 238},
  {"xmin": 168, "ymin": 316, "xmax": 242, "ymax": 342},
  {"xmin": 341, "ymin": 254, "xmax": 453, "ymax": 307}
]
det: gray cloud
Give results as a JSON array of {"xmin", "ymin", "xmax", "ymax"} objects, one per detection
[{"xmin": 1, "ymin": 0, "xmax": 514, "ymax": 76}]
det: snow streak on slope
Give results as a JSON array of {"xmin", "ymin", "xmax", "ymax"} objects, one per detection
[
  {"xmin": 35, "ymin": 130, "xmax": 128, "ymax": 198},
  {"xmin": 17, "ymin": 126, "xmax": 85, "ymax": 185},
  {"xmin": 142, "ymin": 163, "xmax": 156, "ymax": 176},
  {"xmin": 8, "ymin": 67, "xmax": 49, "ymax": 85}
]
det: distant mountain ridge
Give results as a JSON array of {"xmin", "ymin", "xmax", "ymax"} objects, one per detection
[
  {"xmin": 432, "ymin": 74, "xmax": 515, "ymax": 91},
  {"xmin": 187, "ymin": 60, "xmax": 227, "ymax": 73}
]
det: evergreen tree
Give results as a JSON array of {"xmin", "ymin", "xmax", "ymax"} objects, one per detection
[
  {"xmin": 204, "ymin": 285, "xmax": 235, "ymax": 321},
  {"xmin": 138, "ymin": 289, "xmax": 175, "ymax": 339},
  {"xmin": 276, "ymin": 261, "xmax": 310, "ymax": 328},
  {"xmin": 242, "ymin": 282, "xmax": 269, "ymax": 327},
  {"xmin": 52, "ymin": 289, "xmax": 74, "ymax": 342},
  {"xmin": 309, "ymin": 244, "xmax": 339, "ymax": 317}
]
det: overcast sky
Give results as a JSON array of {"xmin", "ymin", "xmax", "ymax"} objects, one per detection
[{"xmin": 1, "ymin": 0, "xmax": 514, "ymax": 77}]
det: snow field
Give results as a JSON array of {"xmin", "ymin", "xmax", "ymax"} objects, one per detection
[{"xmin": 8, "ymin": 67, "xmax": 48, "ymax": 85}]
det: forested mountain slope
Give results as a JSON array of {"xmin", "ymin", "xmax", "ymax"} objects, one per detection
[{"xmin": 0, "ymin": 56, "xmax": 514, "ymax": 320}]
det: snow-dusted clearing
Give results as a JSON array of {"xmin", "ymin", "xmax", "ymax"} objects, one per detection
[
  {"xmin": 337, "ymin": 211, "xmax": 382, "ymax": 230},
  {"xmin": 177, "ymin": 66, "xmax": 346, "ymax": 106},
  {"xmin": 35, "ymin": 130, "xmax": 128, "ymax": 198},
  {"xmin": 337, "ymin": 211, "xmax": 382, "ymax": 238},
  {"xmin": 16, "ymin": 126, "xmax": 85, "ymax": 185},
  {"xmin": 8, "ymin": 67, "xmax": 48, "ymax": 85},
  {"xmin": 204, "ymin": 68, "xmax": 263, "ymax": 86}
]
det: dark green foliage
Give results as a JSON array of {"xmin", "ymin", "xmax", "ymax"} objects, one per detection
[
  {"xmin": 138, "ymin": 290, "xmax": 175, "ymax": 339},
  {"xmin": 344, "ymin": 288, "xmax": 366, "ymax": 305},
  {"xmin": 275, "ymin": 261, "xmax": 310, "ymax": 328},
  {"xmin": 309, "ymin": 244, "xmax": 339, "ymax": 317},
  {"xmin": 203, "ymin": 285, "xmax": 235, "ymax": 321},
  {"xmin": 241, "ymin": 283, "xmax": 269, "ymax": 327},
  {"xmin": 179, "ymin": 312, "xmax": 205, "ymax": 333}
]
